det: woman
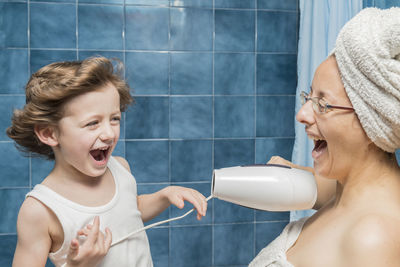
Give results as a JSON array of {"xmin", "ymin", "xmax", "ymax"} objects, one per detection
[{"xmin": 250, "ymin": 7, "xmax": 400, "ymax": 267}]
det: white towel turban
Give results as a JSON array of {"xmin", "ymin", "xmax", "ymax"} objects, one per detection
[{"xmin": 332, "ymin": 7, "xmax": 400, "ymax": 153}]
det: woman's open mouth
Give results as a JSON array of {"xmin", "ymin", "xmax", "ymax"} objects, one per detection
[{"xmin": 312, "ymin": 139, "xmax": 328, "ymax": 160}]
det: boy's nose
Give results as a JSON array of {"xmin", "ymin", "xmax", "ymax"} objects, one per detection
[
  {"xmin": 100, "ymin": 123, "xmax": 116, "ymax": 141},
  {"xmin": 296, "ymin": 100, "xmax": 315, "ymax": 126}
]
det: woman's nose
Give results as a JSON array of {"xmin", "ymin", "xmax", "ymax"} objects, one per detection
[{"xmin": 296, "ymin": 100, "xmax": 315, "ymax": 126}]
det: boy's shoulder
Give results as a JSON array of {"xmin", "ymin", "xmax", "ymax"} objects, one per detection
[
  {"xmin": 15, "ymin": 196, "xmax": 61, "ymax": 263},
  {"xmin": 18, "ymin": 196, "xmax": 54, "ymax": 227},
  {"xmin": 17, "ymin": 196, "xmax": 57, "ymax": 244}
]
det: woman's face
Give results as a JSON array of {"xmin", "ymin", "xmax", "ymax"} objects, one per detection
[{"xmin": 296, "ymin": 56, "xmax": 370, "ymax": 181}]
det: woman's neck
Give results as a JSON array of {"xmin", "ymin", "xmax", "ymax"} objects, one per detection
[{"xmin": 334, "ymin": 152, "xmax": 400, "ymax": 208}]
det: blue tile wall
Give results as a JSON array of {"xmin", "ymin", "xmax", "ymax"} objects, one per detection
[
  {"xmin": 170, "ymin": 96, "xmax": 213, "ymax": 139},
  {"xmin": 214, "ymin": 96, "xmax": 255, "ymax": 138},
  {"xmin": 0, "ymin": 3, "xmax": 27, "ymax": 48},
  {"xmin": 373, "ymin": 0, "xmax": 400, "ymax": 8},
  {"xmin": 214, "ymin": 223, "xmax": 254, "ymax": 265},
  {"xmin": 170, "ymin": 52, "xmax": 213, "ymax": 95},
  {"xmin": 0, "ymin": 235, "xmax": 17, "ymax": 267},
  {"xmin": 147, "ymin": 227, "xmax": 169, "ymax": 267},
  {"xmin": 30, "ymin": 3, "xmax": 76, "ymax": 49},
  {"xmin": 0, "ymin": 0, "xmax": 300, "ymax": 266},
  {"xmin": 126, "ymin": 96, "xmax": 169, "ymax": 138},
  {"xmin": 214, "ymin": 52, "xmax": 255, "ymax": 95},
  {"xmin": 0, "ymin": 49, "xmax": 29, "ymax": 94},
  {"xmin": 257, "ymin": 54, "xmax": 297, "ymax": 95},
  {"xmin": 125, "ymin": 52, "xmax": 169, "ymax": 95},
  {"xmin": 170, "ymin": 0, "xmax": 213, "ymax": 9},
  {"xmin": 257, "ymin": 10, "xmax": 298, "ymax": 52},
  {"xmin": 170, "ymin": 7, "xmax": 213, "ymax": 51},
  {"xmin": 170, "ymin": 226, "xmax": 212, "ymax": 267},
  {"xmin": 125, "ymin": 6, "xmax": 169, "ymax": 50},
  {"xmin": 215, "ymin": 9, "xmax": 255, "ymax": 52},
  {"xmin": 170, "ymin": 140, "xmax": 212, "ymax": 182},
  {"xmin": 78, "ymin": 5, "xmax": 124, "ymax": 50},
  {"xmin": 258, "ymin": 0, "xmax": 298, "ymax": 10},
  {"xmin": 215, "ymin": 0, "xmax": 255, "ymax": 9}
]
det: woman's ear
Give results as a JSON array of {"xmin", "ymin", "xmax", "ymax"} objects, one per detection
[{"xmin": 34, "ymin": 125, "xmax": 59, "ymax": 147}]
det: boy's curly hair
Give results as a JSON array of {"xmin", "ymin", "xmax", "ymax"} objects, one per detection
[{"xmin": 6, "ymin": 57, "xmax": 133, "ymax": 160}]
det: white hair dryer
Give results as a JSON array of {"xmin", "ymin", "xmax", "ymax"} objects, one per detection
[
  {"xmin": 112, "ymin": 164, "xmax": 317, "ymax": 246},
  {"xmin": 211, "ymin": 164, "xmax": 317, "ymax": 211}
]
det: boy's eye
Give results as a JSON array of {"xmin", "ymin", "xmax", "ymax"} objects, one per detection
[
  {"xmin": 112, "ymin": 116, "xmax": 121, "ymax": 122},
  {"xmin": 86, "ymin": 121, "xmax": 98, "ymax": 127}
]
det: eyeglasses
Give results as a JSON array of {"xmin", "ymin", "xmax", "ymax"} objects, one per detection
[{"xmin": 300, "ymin": 91, "xmax": 354, "ymax": 114}]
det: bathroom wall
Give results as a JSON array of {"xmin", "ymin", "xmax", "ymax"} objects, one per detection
[
  {"xmin": 0, "ymin": 1, "xmax": 398, "ymax": 267},
  {"xmin": 364, "ymin": 0, "xmax": 400, "ymax": 8}
]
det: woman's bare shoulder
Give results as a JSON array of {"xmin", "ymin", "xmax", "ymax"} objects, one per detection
[{"xmin": 341, "ymin": 213, "xmax": 400, "ymax": 266}]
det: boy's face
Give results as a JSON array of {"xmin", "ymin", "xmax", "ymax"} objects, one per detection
[{"xmin": 54, "ymin": 83, "xmax": 121, "ymax": 178}]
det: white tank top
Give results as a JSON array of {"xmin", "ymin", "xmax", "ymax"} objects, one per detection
[
  {"xmin": 249, "ymin": 217, "xmax": 308, "ymax": 267},
  {"xmin": 26, "ymin": 156, "xmax": 153, "ymax": 267}
]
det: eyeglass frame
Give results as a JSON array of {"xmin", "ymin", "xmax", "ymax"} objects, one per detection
[{"xmin": 300, "ymin": 90, "xmax": 355, "ymax": 114}]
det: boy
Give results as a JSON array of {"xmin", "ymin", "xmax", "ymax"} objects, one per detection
[{"xmin": 7, "ymin": 57, "xmax": 207, "ymax": 267}]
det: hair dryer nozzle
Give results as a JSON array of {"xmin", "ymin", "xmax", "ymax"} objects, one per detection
[{"xmin": 211, "ymin": 164, "xmax": 317, "ymax": 211}]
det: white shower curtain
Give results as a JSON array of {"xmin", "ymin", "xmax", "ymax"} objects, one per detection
[{"xmin": 290, "ymin": 0, "xmax": 362, "ymax": 221}]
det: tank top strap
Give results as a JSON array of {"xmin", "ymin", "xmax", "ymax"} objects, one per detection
[{"xmin": 107, "ymin": 156, "xmax": 138, "ymax": 194}]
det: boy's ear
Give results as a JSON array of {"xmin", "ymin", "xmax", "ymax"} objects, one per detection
[{"xmin": 34, "ymin": 125, "xmax": 59, "ymax": 147}]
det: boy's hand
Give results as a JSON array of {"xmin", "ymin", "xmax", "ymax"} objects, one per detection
[
  {"xmin": 162, "ymin": 186, "xmax": 208, "ymax": 220},
  {"xmin": 66, "ymin": 216, "xmax": 112, "ymax": 267}
]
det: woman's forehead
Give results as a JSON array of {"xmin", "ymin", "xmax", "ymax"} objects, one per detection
[{"xmin": 312, "ymin": 57, "xmax": 346, "ymax": 98}]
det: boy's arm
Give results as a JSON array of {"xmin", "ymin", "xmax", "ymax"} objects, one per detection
[
  {"xmin": 137, "ymin": 186, "xmax": 207, "ymax": 222},
  {"xmin": 268, "ymin": 156, "xmax": 336, "ymax": 210},
  {"xmin": 13, "ymin": 198, "xmax": 52, "ymax": 267},
  {"xmin": 113, "ymin": 156, "xmax": 207, "ymax": 222}
]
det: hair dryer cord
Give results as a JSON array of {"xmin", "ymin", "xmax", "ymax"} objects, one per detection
[{"xmin": 111, "ymin": 195, "xmax": 213, "ymax": 246}]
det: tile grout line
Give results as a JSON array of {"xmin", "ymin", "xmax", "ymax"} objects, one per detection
[
  {"xmin": 123, "ymin": 0, "xmax": 127, "ymax": 160},
  {"xmin": 211, "ymin": 0, "xmax": 216, "ymax": 263},
  {"xmin": 75, "ymin": 0, "xmax": 78, "ymax": 59},
  {"xmin": 167, "ymin": 2, "xmax": 172, "ymax": 265},
  {"xmin": 28, "ymin": 0, "xmax": 32, "ymax": 189},
  {"xmin": 253, "ymin": 0, "xmax": 258, "ymax": 258}
]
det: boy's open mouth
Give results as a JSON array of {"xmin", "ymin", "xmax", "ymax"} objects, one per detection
[{"xmin": 90, "ymin": 147, "xmax": 110, "ymax": 162}]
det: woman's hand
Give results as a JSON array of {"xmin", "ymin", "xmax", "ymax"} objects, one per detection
[
  {"xmin": 66, "ymin": 216, "xmax": 112, "ymax": 267},
  {"xmin": 161, "ymin": 186, "xmax": 208, "ymax": 220},
  {"xmin": 268, "ymin": 156, "xmax": 296, "ymax": 168},
  {"xmin": 268, "ymin": 156, "xmax": 315, "ymax": 173}
]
